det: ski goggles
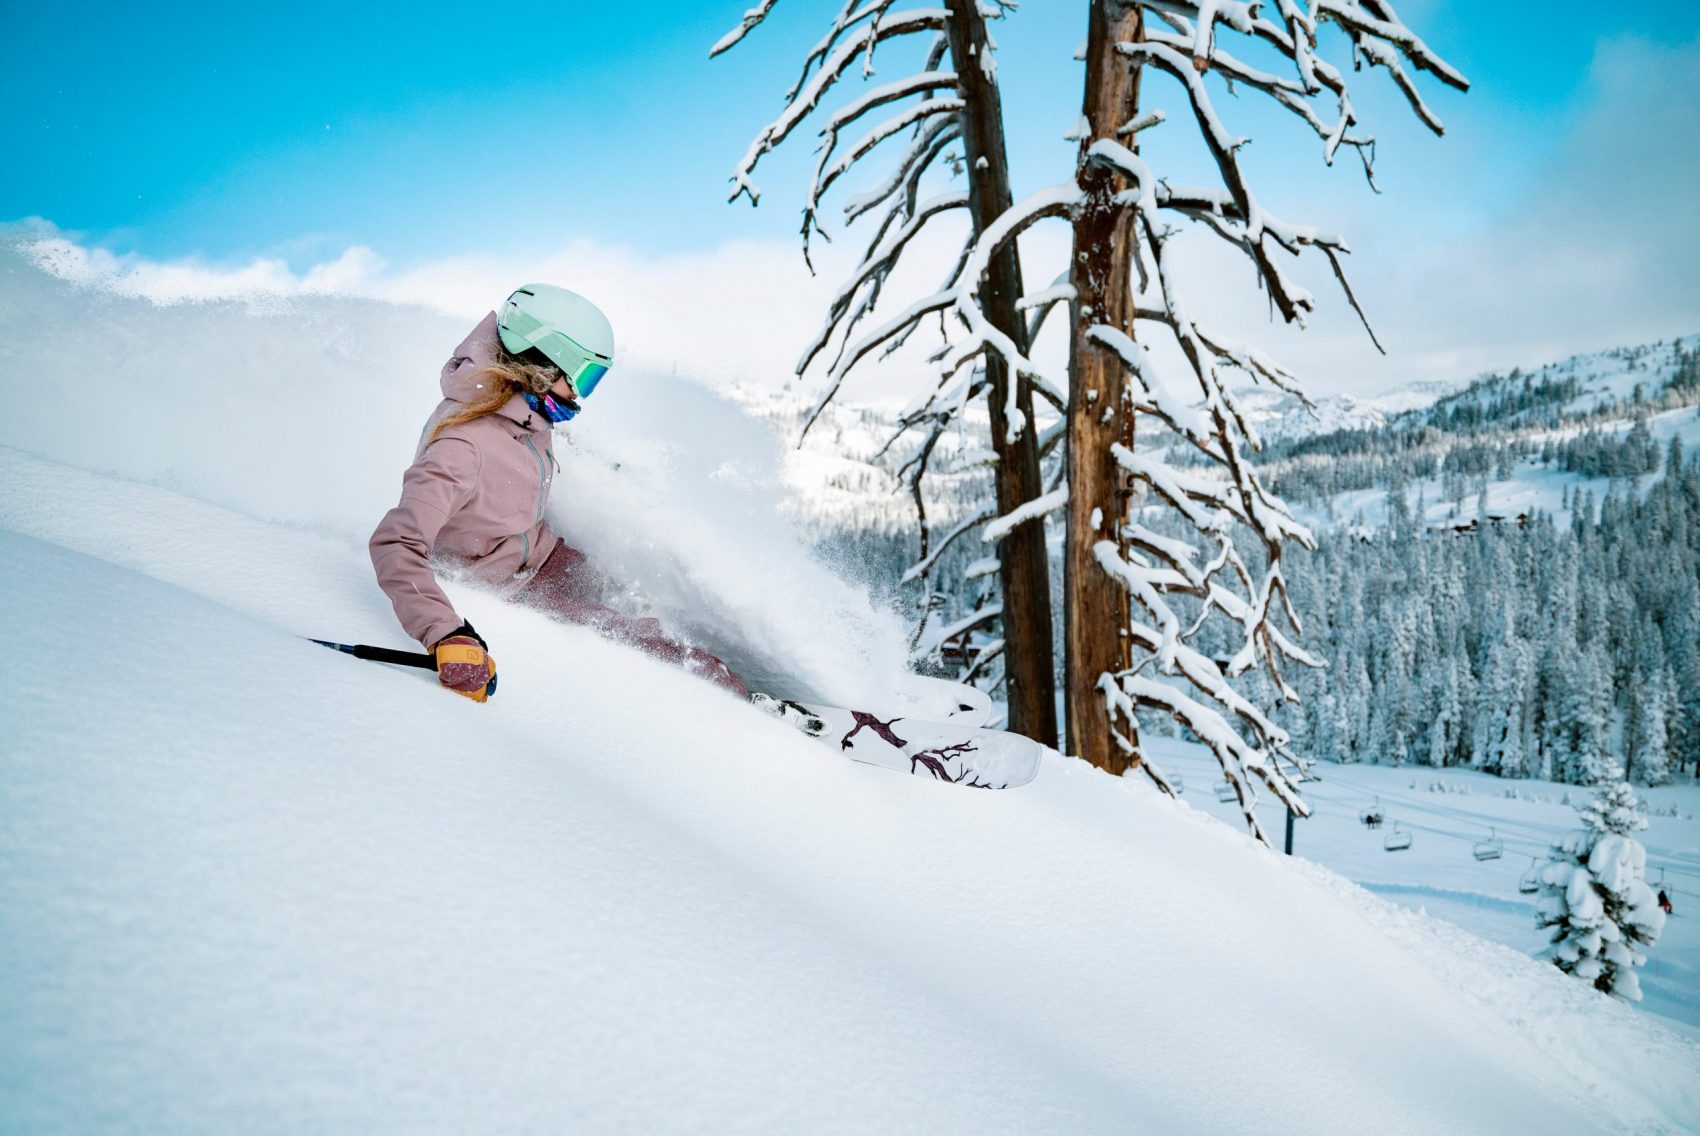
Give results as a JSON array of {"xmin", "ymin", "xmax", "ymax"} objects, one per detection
[{"xmin": 567, "ymin": 357, "xmax": 610, "ymax": 399}]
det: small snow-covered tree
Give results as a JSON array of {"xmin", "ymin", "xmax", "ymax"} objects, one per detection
[{"xmin": 1534, "ymin": 766, "xmax": 1667, "ymax": 1002}]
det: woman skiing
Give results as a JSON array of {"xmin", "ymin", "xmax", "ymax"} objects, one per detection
[{"xmin": 369, "ymin": 284, "xmax": 748, "ymax": 702}]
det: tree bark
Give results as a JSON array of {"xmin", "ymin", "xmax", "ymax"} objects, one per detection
[
  {"xmin": 1065, "ymin": 0, "xmax": 1144, "ymax": 773},
  {"xmin": 945, "ymin": 1, "xmax": 1058, "ymax": 747}
]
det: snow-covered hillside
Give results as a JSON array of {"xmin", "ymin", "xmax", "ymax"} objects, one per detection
[
  {"xmin": 726, "ymin": 382, "xmax": 994, "ymax": 541},
  {"xmin": 5, "ymin": 241, "xmax": 1700, "ymax": 1133},
  {"xmin": 1227, "ymin": 379, "xmax": 1465, "ymax": 444},
  {"xmin": 727, "ymin": 333, "xmax": 1700, "ymax": 546},
  {"xmin": 1266, "ymin": 336, "xmax": 1699, "ymax": 452},
  {"xmin": 8, "ymin": 448, "xmax": 1700, "ymax": 1135},
  {"xmin": 1415, "ymin": 337, "xmax": 1700, "ymax": 430},
  {"xmin": 1268, "ymin": 333, "xmax": 1700, "ymax": 531},
  {"xmin": 1306, "ymin": 401, "xmax": 1700, "ymax": 532}
]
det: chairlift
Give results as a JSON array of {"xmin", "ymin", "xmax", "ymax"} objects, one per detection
[
  {"xmin": 1359, "ymin": 797, "xmax": 1384, "ymax": 829},
  {"xmin": 1383, "ymin": 822, "xmax": 1413, "ymax": 852},
  {"xmin": 1214, "ymin": 781, "xmax": 1238, "ymax": 803},
  {"xmin": 1517, "ymin": 857, "xmax": 1541, "ymax": 895},
  {"xmin": 1172, "ymin": 773, "xmax": 1186, "ymax": 796},
  {"xmin": 1472, "ymin": 827, "xmax": 1504, "ymax": 862}
]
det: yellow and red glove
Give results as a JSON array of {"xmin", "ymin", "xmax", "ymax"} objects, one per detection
[{"xmin": 433, "ymin": 622, "xmax": 497, "ymax": 703}]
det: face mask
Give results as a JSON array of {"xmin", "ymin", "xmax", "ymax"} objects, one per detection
[{"xmin": 524, "ymin": 390, "xmax": 579, "ymax": 423}]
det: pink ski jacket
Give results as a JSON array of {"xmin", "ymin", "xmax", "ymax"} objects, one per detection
[{"xmin": 369, "ymin": 312, "xmax": 561, "ymax": 648}]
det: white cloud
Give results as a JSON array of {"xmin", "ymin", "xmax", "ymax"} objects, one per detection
[
  {"xmin": 17, "ymin": 220, "xmax": 969, "ymax": 402},
  {"xmin": 24, "ymin": 232, "xmax": 387, "ymax": 306},
  {"xmin": 1173, "ymin": 33, "xmax": 1700, "ymax": 396}
]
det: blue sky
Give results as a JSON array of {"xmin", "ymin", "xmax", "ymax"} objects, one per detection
[
  {"xmin": 2, "ymin": 2, "xmax": 1076, "ymax": 263},
  {"xmin": 4, "ymin": 2, "xmax": 1698, "ymax": 395}
]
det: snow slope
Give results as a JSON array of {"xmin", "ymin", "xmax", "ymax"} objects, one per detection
[
  {"xmin": 0, "ymin": 238, "xmax": 913, "ymax": 710},
  {"xmin": 1153, "ymin": 741, "xmax": 1700, "ymax": 1035},
  {"xmin": 1421, "ymin": 337, "xmax": 1700, "ymax": 427},
  {"xmin": 1276, "ymin": 334, "xmax": 1700, "ymax": 532},
  {"xmin": 4, "ymin": 250, "xmax": 1699, "ymax": 1132},
  {"xmin": 6, "ymin": 452, "xmax": 1700, "ymax": 1134},
  {"xmin": 1305, "ymin": 402, "xmax": 1700, "ymax": 532},
  {"xmin": 1227, "ymin": 382, "xmax": 1464, "ymax": 444}
]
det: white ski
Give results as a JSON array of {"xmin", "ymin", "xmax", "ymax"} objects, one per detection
[{"xmin": 756, "ymin": 695, "xmax": 1041, "ymax": 789}]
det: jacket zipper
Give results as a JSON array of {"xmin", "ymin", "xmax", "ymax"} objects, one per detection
[{"xmin": 522, "ymin": 434, "xmax": 550, "ymax": 568}]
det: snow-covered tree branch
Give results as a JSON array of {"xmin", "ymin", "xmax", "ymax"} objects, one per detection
[
  {"xmin": 715, "ymin": 0, "xmax": 1063, "ymax": 744},
  {"xmin": 1057, "ymin": 0, "xmax": 1466, "ymax": 840}
]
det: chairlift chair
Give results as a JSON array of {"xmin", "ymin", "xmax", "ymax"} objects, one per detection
[
  {"xmin": 1518, "ymin": 857, "xmax": 1541, "ymax": 895},
  {"xmin": 1214, "ymin": 781, "xmax": 1238, "ymax": 803},
  {"xmin": 1359, "ymin": 797, "xmax": 1385, "ymax": 829},
  {"xmin": 1472, "ymin": 827, "xmax": 1504, "ymax": 862},
  {"xmin": 1383, "ymin": 822, "xmax": 1413, "ymax": 852}
]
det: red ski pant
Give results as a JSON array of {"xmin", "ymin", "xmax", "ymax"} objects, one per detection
[{"xmin": 515, "ymin": 541, "xmax": 749, "ymax": 698}]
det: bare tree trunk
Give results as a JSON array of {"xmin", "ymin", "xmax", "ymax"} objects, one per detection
[
  {"xmin": 945, "ymin": 1, "xmax": 1057, "ymax": 747},
  {"xmin": 1065, "ymin": 0, "xmax": 1143, "ymax": 773}
]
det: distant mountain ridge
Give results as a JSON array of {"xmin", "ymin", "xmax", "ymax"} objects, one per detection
[
  {"xmin": 1235, "ymin": 335, "xmax": 1700, "ymax": 447},
  {"xmin": 730, "ymin": 332, "xmax": 1700, "ymax": 539},
  {"xmin": 1256, "ymin": 333, "xmax": 1700, "ymax": 531}
]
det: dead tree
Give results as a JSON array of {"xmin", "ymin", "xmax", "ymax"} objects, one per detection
[
  {"xmin": 933, "ymin": 0, "xmax": 1467, "ymax": 841},
  {"xmin": 1072, "ymin": 0, "xmax": 1468, "ymax": 839},
  {"xmin": 713, "ymin": 0, "xmax": 1059, "ymax": 746},
  {"xmin": 1066, "ymin": 0, "xmax": 1145, "ymax": 778}
]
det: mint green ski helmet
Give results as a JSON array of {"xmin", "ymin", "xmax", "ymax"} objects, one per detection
[{"xmin": 497, "ymin": 284, "xmax": 615, "ymax": 399}]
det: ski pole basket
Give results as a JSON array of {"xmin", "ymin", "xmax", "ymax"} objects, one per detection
[
  {"xmin": 1472, "ymin": 827, "xmax": 1504, "ymax": 862},
  {"xmin": 1383, "ymin": 822, "xmax": 1413, "ymax": 852}
]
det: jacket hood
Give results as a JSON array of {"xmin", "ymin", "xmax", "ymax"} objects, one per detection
[{"xmin": 439, "ymin": 311, "xmax": 546, "ymax": 432}]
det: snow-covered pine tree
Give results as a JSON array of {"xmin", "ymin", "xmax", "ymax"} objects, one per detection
[
  {"xmin": 1472, "ymin": 633, "xmax": 1531, "ymax": 777},
  {"xmin": 712, "ymin": 1, "xmax": 1060, "ymax": 745},
  {"xmin": 1675, "ymin": 588, "xmax": 1700, "ymax": 778},
  {"xmin": 1556, "ymin": 644, "xmax": 1614, "ymax": 785},
  {"xmin": 1627, "ymin": 664, "xmax": 1673, "ymax": 787},
  {"xmin": 1227, "ymin": 347, "xmax": 1700, "ymax": 787},
  {"xmin": 1048, "ymin": 0, "xmax": 1468, "ymax": 839},
  {"xmin": 1534, "ymin": 766, "xmax": 1667, "ymax": 1002},
  {"xmin": 1426, "ymin": 657, "xmax": 1462, "ymax": 768}
]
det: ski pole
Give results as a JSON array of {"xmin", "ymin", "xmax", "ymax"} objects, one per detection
[{"xmin": 308, "ymin": 638, "xmax": 437, "ymax": 670}]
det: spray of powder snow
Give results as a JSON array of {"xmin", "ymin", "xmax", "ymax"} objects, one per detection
[
  {"xmin": 0, "ymin": 230, "xmax": 912, "ymax": 702},
  {"xmin": 550, "ymin": 365, "xmax": 910, "ymax": 706}
]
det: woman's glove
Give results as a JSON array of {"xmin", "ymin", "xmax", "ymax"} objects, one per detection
[{"xmin": 433, "ymin": 621, "xmax": 497, "ymax": 703}]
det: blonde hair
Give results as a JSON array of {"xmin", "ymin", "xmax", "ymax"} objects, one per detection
[{"xmin": 428, "ymin": 350, "xmax": 564, "ymax": 443}]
